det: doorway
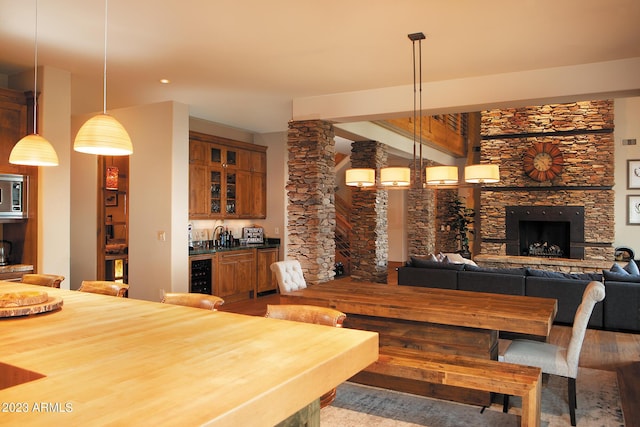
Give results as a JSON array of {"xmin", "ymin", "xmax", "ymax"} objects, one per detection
[{"xmin": 97, "ymin": 156, "xmax": 129, "ymax": 283}]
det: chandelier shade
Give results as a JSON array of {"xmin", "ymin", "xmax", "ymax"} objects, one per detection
[
  {"xmin": 345, "ymin": 168, "xmax": 375, "ymax": 187},
  {"xmin": 465, "ymin": 164, "xmax": 500, "ymax": 183},
  {"xmin": 74, "ymin": 114, "xmax": 133, "ymax": 155},
  {"xmin": 380, "ymin": 167, "xmax": 411, "ymax": 187},
  {"xmin": 425, "ymin": 166, "xmax": 459, "ymax": 185},
  {"xmin": 10, "ymin": 134, "xmax": 59, "ymax": 166}
]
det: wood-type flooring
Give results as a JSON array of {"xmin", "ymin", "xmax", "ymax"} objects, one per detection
[{"xmin": 220, "ymin": 263, "xmax": 640, "ymax": 425}]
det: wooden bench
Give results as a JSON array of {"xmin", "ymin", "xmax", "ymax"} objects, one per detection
[{"xmin": 361, "ymin": 347, "xmax": 542, "ymax": 427}]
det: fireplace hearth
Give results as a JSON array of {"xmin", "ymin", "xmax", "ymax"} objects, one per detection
[{"xmin": 506, "ymin": 206, "xmax": 585, "ymax": 259}]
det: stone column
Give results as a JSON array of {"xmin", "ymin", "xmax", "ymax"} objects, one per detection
[
  {"xmin": 350, "ymin": 141, "xmax": 388, "ymax": 283},
  {"xmin": 407, "ymin": 159, "xmax": 437, "ymax": 256},
  {"xmin": 286, "ymin": 120, "xmax": 336, "ymax": 284}
]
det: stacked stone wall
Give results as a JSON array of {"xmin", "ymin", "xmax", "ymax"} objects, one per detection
[
  {"xmin": 479, "ymin": 100, "xmax": 615, "ymax": 260},
  {"xmin": 286, "ymin": 120, "xmax": 336, "ymax": 283}
]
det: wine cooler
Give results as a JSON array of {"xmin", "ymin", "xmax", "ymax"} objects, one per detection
[{"xmin": 190, "ymin": 258, "xmax": 212, "ymax": 294}]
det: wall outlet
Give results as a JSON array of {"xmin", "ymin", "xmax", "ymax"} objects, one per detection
[{"xmin": 274, "ymin": 227, "xmax": 280, "ymax": 235}]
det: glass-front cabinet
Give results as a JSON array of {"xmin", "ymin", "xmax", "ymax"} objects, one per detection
[{"xmin": 189, "ymin": 131, "xmax": 267, "ymax": 219}]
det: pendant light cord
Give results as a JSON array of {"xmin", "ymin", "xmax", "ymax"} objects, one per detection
[
  {"xmin": 32, "ymin": 0, "xmax": 39, "ymax": 134},
  {"xmin": 418, "ymin": 37, "xmax": 423, "ymax": 188},
  {"xmin": 103, "ymin": 0, "xmax": 108, "ymax": 114},
  {"xmin": 411, "ymin": 39, "xmax": 417, "ymax": 187}
]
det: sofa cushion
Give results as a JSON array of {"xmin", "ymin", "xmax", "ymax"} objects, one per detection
[
  {"xmin": 458, "ymin": 271, "xmax": 525, "ymax": 295},
  {"xmin": 397, "ymin": 266, "xmax": 458, "ymax": 290},
  {"xmin": 525, "ymin": 276, "xmax": 604, "ymax": 327},
  {"xmin": 409, "ymin": 257, "xmax": 465, "ymax": 271},
  {"xmin": 463, "ymin": 264, "xmax": 526, "ymax": 275},
  {"xmin": 526, "ymin": 268, "xmax": 603, "ymax": 281},
  {"xmin": 602, "ymin": 280, "xmax": 640, "ymax": 331}
]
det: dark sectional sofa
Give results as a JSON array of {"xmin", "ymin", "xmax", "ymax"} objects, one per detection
[{"xmin": 397, "ymin": 258, "xmax": 640, "ymax": 333}]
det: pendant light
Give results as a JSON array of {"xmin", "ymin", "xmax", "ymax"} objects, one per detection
[
  {"xmin": 425, "ymin": 166, "xmax": 458, "ymax": 185},
  {"xmin": 74, "ymin": 0, "xmax": 133, "ymax": 156},
  {"xmin": 9, "ymin": 0, "xmax": 59, "ymax": 167},
  {"xmin": 380, "ymin": 167, "xmax": 411, "ymax": 187},
  {"xmin": 465, "ymin": 164, "xmax": 500, "ymax": 184},
  {"xmin": 345, "ymin": 168, "xmax": 375, "ymax": 187}
]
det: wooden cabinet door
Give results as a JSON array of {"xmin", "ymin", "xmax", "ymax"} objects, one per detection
[
  {"xmin": 217, "ymin": 254, "xmax": 237, "ymax": 297},
  {"xmin": 189, "ymin": 164, "xmax": 208, "ymax": 217},
  {"xmin": 250, "ymin": 151, "xmax": 266, "ymax": 173},
  {"xmin": 236, "ymin": 170, "xmax": 252, "ymax": 217},
  {"xmin": 235, "ymin": 252, "xmax": 256, "ymax": 294},
  {"xmin": 256, "ymin": 248, "xmax": 278, "ymax": 293},
  {"xmin": 250, "ymin": 173, "xmax": 266, "ymax": 218},
  {"xmin": 189, "ymin": 140, "xmax": 207, "ymax": 165},
  {"xmin": 216, "ymin": 250, "xmax": 255, "ymax": 301}
]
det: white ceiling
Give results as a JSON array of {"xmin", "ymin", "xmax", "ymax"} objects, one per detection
[{"xmin": 1, "ymin": 0, "xmax": 639, "ymax": 134}]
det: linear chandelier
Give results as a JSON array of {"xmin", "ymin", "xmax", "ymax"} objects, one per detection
[
  {"xmin": 345, "ymin": 32, "xmax": 500, "ymax": 189},
  {"xmin": 74, "ymin": 0, "xmax": 133, "ymax": 156},
  {"xmin": 9, "ymin": 0, "xmax": 59, "ymax": 167}
]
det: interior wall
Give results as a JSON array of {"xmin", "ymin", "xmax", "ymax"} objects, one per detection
[
  {"xmin": 125, "ymin": 101, "xmax": 189, "ymax": 301},
  {"xmin": 614, "ymin": 96, "xmax": 640, "ymax": 253},
  {"xmin": 254, "ymin": 131, "xmax": 287, "ymax": 261},
  {"xmin": 9, "ymin": 66, "xmax": 71, "ymax": 287},
  {"xmin": 387, "ymin": 189, "xmax": 406, "ymax": 262},
  {"xmin": 70, "ymin": 112, "xmax": 98, "ymax": 290},
  {"xmin": 71, "ymin": 101, "xmax": 190, "ymax": 300}
]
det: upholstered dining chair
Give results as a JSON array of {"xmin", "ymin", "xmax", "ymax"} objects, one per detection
[
  {"xmin": 78, "ymin": 280, "xmax": 129, "ymax": 297},
  {"xmin": 21, "ymin": 273, "xmax": 65, "ymax": 288},
  {"xmin": 501, "ymin": 280, "xmax": 605, "ymax": 426},
  {"xmin": 270, "ymin": 260, "xmax": 307, "ymax": 293},
  {"xmin": 265, "ymin": 304, "xmax": 346, "ymax": 408},
  {"xmin": 160, "ymin": 292, "xmax": 224, "ymax": 311}
]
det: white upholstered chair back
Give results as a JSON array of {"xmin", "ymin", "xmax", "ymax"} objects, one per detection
[
  {"xmin": 565, "ymin": 280, "xmax": 606, "ymax": 377},
  {"xmin": 270, "ymin": 260, "xmax": 307, "ymax": 293}
]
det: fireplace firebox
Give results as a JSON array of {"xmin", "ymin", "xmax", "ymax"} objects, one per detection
[{"xmin": 506, "ymin": 206, "xmax": 585, "ymax": 259}]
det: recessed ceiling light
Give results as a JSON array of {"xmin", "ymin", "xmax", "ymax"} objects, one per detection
[{"xmin": 160, "ymin": 79, "xmax": 170, "ymax": 84}]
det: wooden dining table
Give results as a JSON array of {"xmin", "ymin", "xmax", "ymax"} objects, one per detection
[
  {"xmin": 280, "ymin": 281, "xmax": 557, "ymax": 406},
  {"xmin": 0, "ymin": 282, "xmax": 378, "ymax": 426}
]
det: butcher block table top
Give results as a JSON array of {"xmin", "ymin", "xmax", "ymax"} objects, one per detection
[
  {"xmin": 0, "ymin": 282, "xmax": 378, "ymax": 426},
  {"xmin": 281, "ymin": 281, "xmax": 558, "ymax": 337}
]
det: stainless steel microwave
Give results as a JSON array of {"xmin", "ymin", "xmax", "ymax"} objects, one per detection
[{"xmin": 0, "ymin": 174, "xmax": 27, "ymax": 219}]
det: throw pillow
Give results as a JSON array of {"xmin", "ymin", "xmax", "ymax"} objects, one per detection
[
  {"xmin": 626, "ymin": 260, "xmax": 640, "ymax": 275},
  {"xmin": 410, "ymin": 257, "xmax": 465, "ymax": 270},
  {"xmin": 610, "ymin": 263, "xmax": 629, "ymax": 275},
  {"xmin": 602, "ymin": 270, "xmax": 640, "ymax": 283},
  {"xmin": 442, "ymin": 253, "xmax": 478, "ymax": 266},
  {"xmin": 406, "ymin": 254, "xmax": 437, "ymax": 266},
  {"xmin": 609, "ymin": 261, "xmax": 640, "ymax": 275}
]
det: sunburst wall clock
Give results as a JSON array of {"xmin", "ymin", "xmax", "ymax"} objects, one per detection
[{"xmin": 523, "ymin": 142, "xmax": 563, "ymax": 182}]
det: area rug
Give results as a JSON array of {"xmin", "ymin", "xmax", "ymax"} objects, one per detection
[{"xmin": 321, "ymin": 367, "xmax": 625, "ymax": 426}]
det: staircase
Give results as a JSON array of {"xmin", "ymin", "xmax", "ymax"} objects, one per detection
[{"xmin": 335, "ymin": 194, "xmax": 352, "ymax": 275}]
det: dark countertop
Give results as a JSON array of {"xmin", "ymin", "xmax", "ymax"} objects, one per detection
[
  {"xmin": 189, "ymin": 242, "xmax": 279, "ymax": 256},
  {"xmin": 0, "ymin": 264, "xmax": 34, "ymax": 273}
]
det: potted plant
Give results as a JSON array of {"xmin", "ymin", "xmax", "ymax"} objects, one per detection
[{"xmin": 448, "ymin": 197, "xmax": 475, "ymax": 259}]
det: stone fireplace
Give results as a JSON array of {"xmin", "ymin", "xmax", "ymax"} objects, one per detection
[
  {"xmin": 505, "ymin": 206, "xmax": 585, "ymax": 259},
  {"xmin": 478, "ymin": 100, "xmax": 615, "ymax": 262}
]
